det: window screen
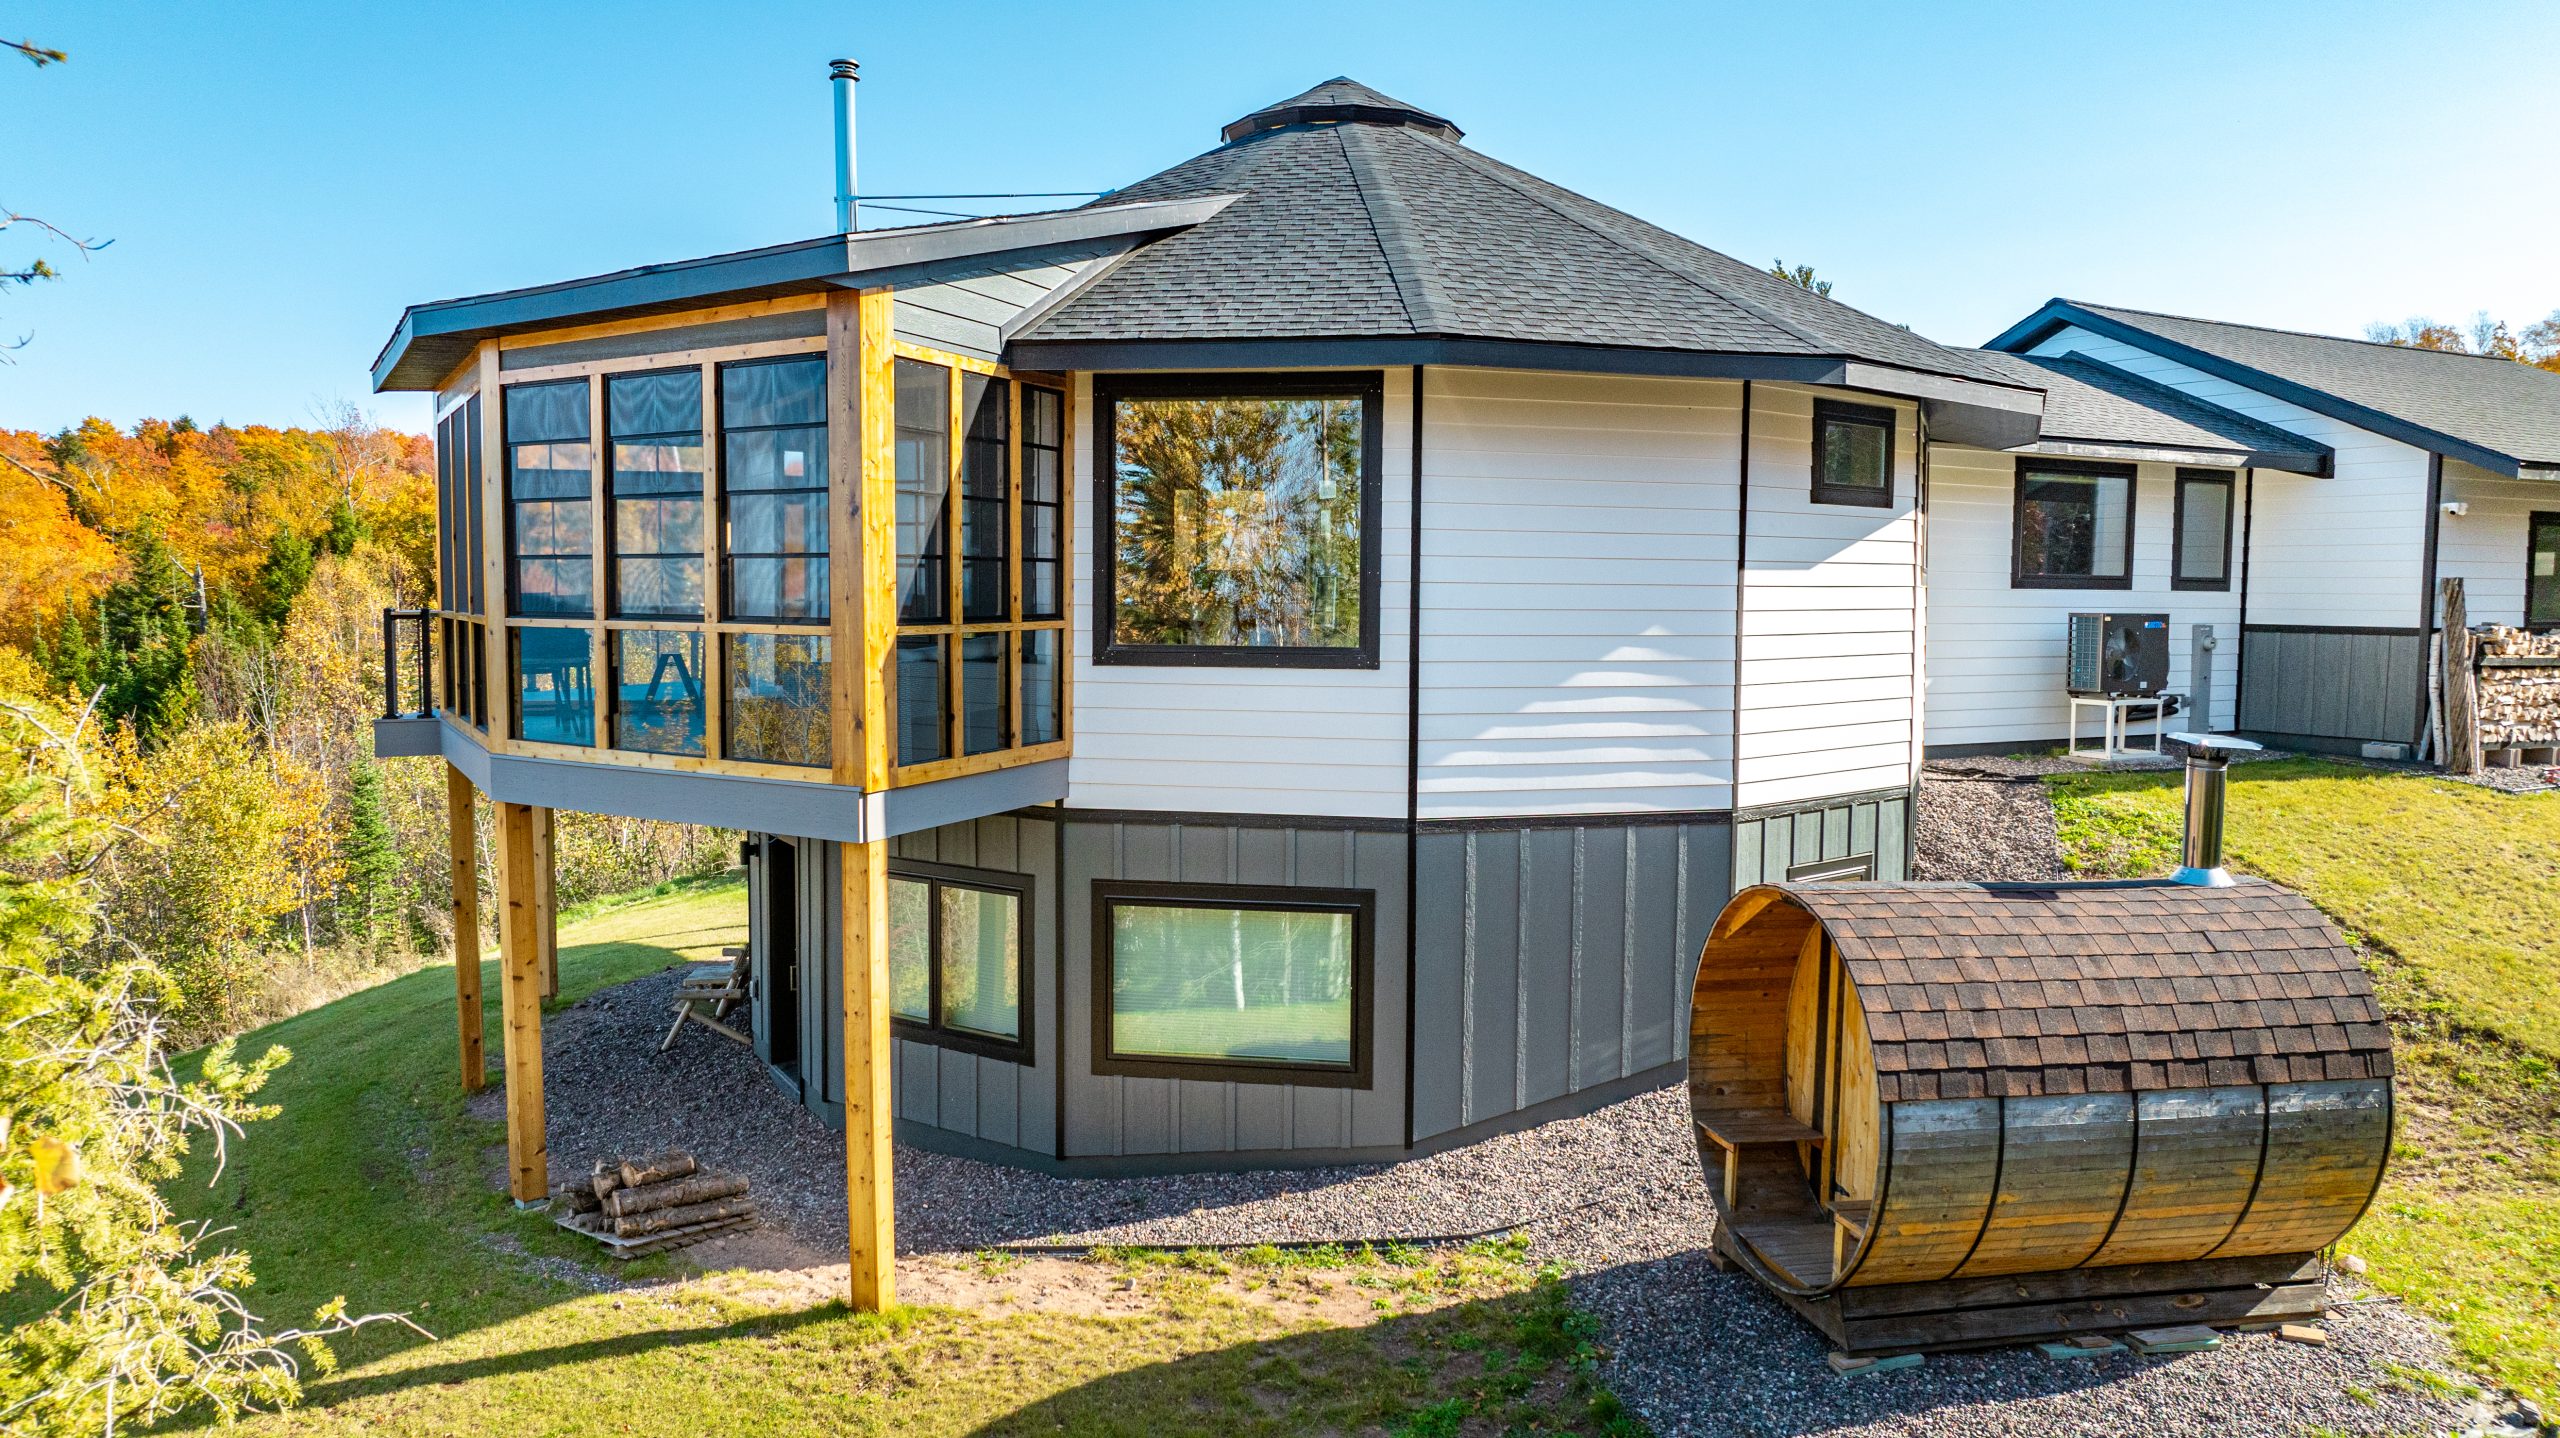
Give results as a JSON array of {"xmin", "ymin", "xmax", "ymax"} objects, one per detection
[
  {"xmin": 607, "ymin": 370, "xmax": 706, "ymax": 619},
  {"xmin": 721, "ymin": 357, "xmax": 829, "ymax": 622},
  {"xmin": 2173, "ymin": 471, "xmax": 2234, "ymax": 590},
  {"xmin": 504, "ymin": 381, "xmax": 593, "ymax": 617}
]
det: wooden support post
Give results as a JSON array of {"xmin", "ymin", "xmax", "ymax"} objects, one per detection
[
  {"xmin": 532, "ymin": 805, "xmax": 559, "ymax": 999},
  {"xmin": 2440, "ymin": 578, "xmax": 2477, "ymax": 775},
  {"xmin": 447, "ymin": 762, "xmax": 484, "ymax": 1093},
  {"xmin": 493, "ymin": 800, "xmax": 549, "ymax": 1203},
  {"xmin": 830, "ymin": 286, "xmax": 900, "ymax": 1309}
]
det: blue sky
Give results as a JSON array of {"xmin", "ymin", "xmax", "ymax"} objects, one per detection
[{"xmin": 7, "ymin": 1, "xmax": 2557, "ymax": 436}]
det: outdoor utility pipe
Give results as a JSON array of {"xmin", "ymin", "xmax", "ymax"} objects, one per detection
[
  {"xmin": 2167, "ymin": 732, "xmax": 2262, "ymax": 886},
  {"xmin": 831, "ymin": 58, "xmax": 859, "ymax": 233}
]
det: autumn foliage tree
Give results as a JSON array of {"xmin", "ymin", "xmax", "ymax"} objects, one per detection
[{"xmin": 2367, "ymin": 310, "xmax": 2560, "ymax": 373}]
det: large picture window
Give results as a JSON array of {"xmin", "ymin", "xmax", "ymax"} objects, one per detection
[
  {"xmin": 1093, "ymin": 881, "xmax": 1372, "ymax": 1087},
  {"xmin": 503, "ymin": 380, "xmax": 593, "ymax": 617},
  {"xmin": 2172, "ymin": 470, "xmax": 2234, "ymax": 591},
  {"xmin": 607, "ymin": 370, "xmax": 707, "ymax": 619},
  {"xmin": 1811, "ymin": 399, "xmax": 1894, "ymax": 508},
  {"xmin": 889, "ymin": 862, "xmax": 1028, "ymax": 1059},
  {"xmin": 2013, "ymin": 459, "xmax": 2135, "ymax": 589},
  {"xmin": 1095, "ymin": 373, "xmax": 1381, "ymax": 668},
  {"xmin": 720, "ymin": 356, "xmax": 828, "ymax": 623},
  {"xmin": 2529, "ymin": 511, "xmax": 2560, "ymax": 630}
]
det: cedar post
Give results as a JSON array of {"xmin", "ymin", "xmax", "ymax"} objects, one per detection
[
  {"xmin": 2440, "ymin": 578, "xmax": 2476, "ymax": 775},
  {"xmin": 532, "ymin": 805, "xmax": 559, "ymax": 999},
  {"xmin": 830, "ymin": 286, "xmax": 899, "ymax": 1309},
  {"xmin": 447, "ymin": 762, "xmax": 484, "ymax": 1093},
  {"xmin": 494, "ymin": 799, "xmax": 549, "ymax": 1203}
]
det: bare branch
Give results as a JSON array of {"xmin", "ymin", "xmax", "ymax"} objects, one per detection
[{"xmin": 4, "ymin": 37, "xmax": 66, "ymax": 66}]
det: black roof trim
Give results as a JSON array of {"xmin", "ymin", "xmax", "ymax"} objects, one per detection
[
  {"xmin": 372, "ymin": 196, "xmax": 1235, "ymax": 392},
  {"xmin": 1004, "ymin": 335, "xmax": 2043, "ymax": 449},
  {"xmin": 1987, "ymin": 299, "xmax": 2525, "ymax": 477},
  {"xmin": 1221, "ymin": 77, "xmax": 1461, "ymax": 143}
]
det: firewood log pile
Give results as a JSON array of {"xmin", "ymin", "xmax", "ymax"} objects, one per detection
[
  {"xmin": 550, "ymin": 1149, "xmax": 756, "ymax": 1257},
  {"xmin": 2474, "ymin": 627, "xmax": 2560, "ymax": 748}
]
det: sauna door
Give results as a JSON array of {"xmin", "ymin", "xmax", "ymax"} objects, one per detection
[{"xmin": 1785, "ymin": 930, "xmax": 1879, "ymax": 1251}]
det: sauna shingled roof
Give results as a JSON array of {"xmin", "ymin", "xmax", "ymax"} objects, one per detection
[
  {"xmin": 1762, "ymin": 879, "xmax": 2391, "ymax": 1103},
  {"xmin": 1019, "ymin": 79, "xmax": 2030, "ymax": 391}
]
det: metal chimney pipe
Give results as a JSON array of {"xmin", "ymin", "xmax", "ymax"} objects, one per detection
[
  {"xmin": 2166, "ymin": 733, "xmax": 2262, "ymax": 886},
  {"xmin": 830, "ymin": 59, "xmax": 859, "ymax": 233}
]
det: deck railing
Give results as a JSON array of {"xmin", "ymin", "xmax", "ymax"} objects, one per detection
[{"xmin": 381, "ymin": 607, "xmax": 436, "ymax": 720}]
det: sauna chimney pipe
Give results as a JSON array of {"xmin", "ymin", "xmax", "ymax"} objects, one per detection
[
  {"xmin": 2166, "ymin": 733, "xmax": 2261, "ymax": 886},
  {"xmin": 831, "ymin": 58, "xmax": 859, "ymax": 232}
]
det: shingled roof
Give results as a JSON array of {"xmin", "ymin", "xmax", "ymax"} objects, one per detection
[
  {"xmin": 1991, "ymin": 299, "xmax": 2560, "ymax": 476},
  {"xmin": 1014, "ymin": 78, "xmax": 2041, "ymax": 436},
  {"xmin": 1760, "ymin": 879, "xmax": 2391, "ymax": 1104},
  {"xmin": 1971, "ymin": 350, "xmax": 2333, "ymax": 474}
]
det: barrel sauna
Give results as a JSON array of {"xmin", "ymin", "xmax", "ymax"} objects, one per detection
[{"xmin": 1689, "ymin": 878, "xmax": 2393, "ymax": 1354}]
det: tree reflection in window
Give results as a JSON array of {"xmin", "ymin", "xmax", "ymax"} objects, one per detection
[{"xmin": 1109, "ymin": 391, "xmax": 1365, "ymax": 651}]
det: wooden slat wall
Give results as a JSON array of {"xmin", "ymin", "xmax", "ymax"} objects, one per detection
[
  {"xmin": 1730, "ymin": 790, "xmax": 1909, "ymax": 888},
  {"xmin": 1412, "ymin": 818, "xmax": 1730, "ymax": 1140},
  {"xmin": 1955, "ymin": 1093, "xmax": 2138, "ymax": 1277},
  {"xmin": 2214, "ymin": 1078, "xmax": 2392, "ymax": 1256},
  {"xmin": 1848, "ymin": 1097, "xmax": 2001, "ymax": 1286},
  {"xmin": 2237, "ymin": 628, "xmax": 2424, "ymax": 742}
]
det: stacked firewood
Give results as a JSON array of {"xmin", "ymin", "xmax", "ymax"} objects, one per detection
[
  {"xmin": 552, "ymin": 1149, "xmax": 756, "ymax": 1255},
  {"xmin": 2474, "ymin": 626, "xmax": 2560, "ymax": 747}
]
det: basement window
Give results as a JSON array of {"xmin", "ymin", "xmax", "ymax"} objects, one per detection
[
  {"xmin": 2013, "ymin": 459, "xmax": 2134, "ymax": 589},
  {"xmin": 1093, "ymin": 881, "xmax": 1373, "ymax": 1087},
  {"xmin": 1811, "ymin": 400, "xmax": 1895, "ymax": 508},
  {"xmin": 888, "ymin": 862, "xmax": 1028, "ymax": 1059},
  {"xmin": 1096, "ymin": 373, "xmax": 1382, "ymax": 668},
  {"xmin": 2172, "ymin": 470, "xmax": 2234, "ymax": 591}
]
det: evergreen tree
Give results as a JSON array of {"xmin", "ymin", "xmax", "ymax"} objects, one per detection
[
  {"xmin": 96, "ymin": 528, "xmax": 200, "ymax": 744},
  {"xmin": 338, "ymin": 754, "xmax": 400, "ymax": 953}
]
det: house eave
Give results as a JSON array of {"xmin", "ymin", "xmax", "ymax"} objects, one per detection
[
  {"xmin": 2014, "ymin": 437, "xmax": 2331, "ymax": 476},
  {"xmin": 371, "ymin": 196, "xmax": 1238, "ymax": 392},
  {"xmin": 1003, "ymin": 335, "xmax": 2045, "ymax": 448},
  {"xmin": 1989, "ymin": 300, "xmax": 2528, "ymax": 479}
]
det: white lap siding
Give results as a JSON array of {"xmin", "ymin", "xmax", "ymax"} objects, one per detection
[
  {"xmin": 1415, "ymin": 369, "xmax": 1738, "ymax": 819},
  {"xmin": 2025, "ymin": 325, "xmax": 2431, "ymax": 628},
  {"xmin": 1924, "ymin": 447, "xmax": 2246, "ymax": 751},
  {"xmin": 1733, "ymin": 384, "xmax": 1920, "ymax": 810},
  {"xmin": 2438, "ymin": 459, "xmax": 2556, "ymax": 626},
  {"xmin": 1065, "ymin": 368, "xmax": 1414, "ymax": 818}
]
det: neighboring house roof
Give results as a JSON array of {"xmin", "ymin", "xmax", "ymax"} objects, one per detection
[
  {"xmin": 1988, "ymin": 299, "xmax": 2560, "ymax": 478},
  {"xmin": 1971, "ymin": 351, "xmax": 2333, "ymax": 474},
  {"xmin": 1012, "ymin": 79, "xmax": 2044, "ymax": 448},
  {"xmin": 1770, "ymin": 880, "xmax": 2391, "ymax": 1104},
  {"xmin": 371, "ymin": 198, "xmax": 1232, "ymax": 391}
]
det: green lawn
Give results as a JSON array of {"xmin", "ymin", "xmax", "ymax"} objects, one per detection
[
  {"xmin": 159, "ymin": 873, "xmax": 1634, "ymax": 1436},
  {"xmin": 2047, "ymin": 759, "xmax": 2560, "ymax": 1403}
]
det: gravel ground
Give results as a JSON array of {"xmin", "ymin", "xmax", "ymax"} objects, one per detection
[
  {"xmin": 524, "ymin": 762, "xmax": 2492, "ymax": 1437},
  {"xmin": 537, "ymin": 972, "xmax": 2474, "ymax": 1437},
  {"xmin": 2440, "ymin": 761, "xmax": 2560, "ymax": 795}
]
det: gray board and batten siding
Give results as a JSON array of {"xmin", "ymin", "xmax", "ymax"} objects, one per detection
[
  {"xmin": 747, "ymin": 788, "xmax": 1910, "ymax": 1174},
  {"xmin": 2236, "ymin": 626, "xmax": 2425, "ymax": 750}
]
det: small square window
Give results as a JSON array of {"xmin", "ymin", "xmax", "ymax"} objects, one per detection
[
  {"xmin": 2013, "ymin": 460, "xmax": 2135, "ymax": 588},
  {"xmin": 1811, "ymin": 400, "xmax": 1895, "ymax": 508}
]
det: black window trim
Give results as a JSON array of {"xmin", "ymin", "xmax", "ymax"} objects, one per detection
[
  {"xmin": 889, "ymin": 859, "xmax": 1035, "ymax": 1064},
  {"xmin": 2011, "ymin": 456, "xmax": 2138, "ymax": 591},
  {"xmin": 715, "ymin": 352, "xmax": 832, "ymax": 627},
  {"xmin": 1091, "ymin": 878, "xmax": 1375, "ymax": 1089},
  {"xmin": 1810, "ymin": 398, "xmax": 1897, "ymax": 509},
  {"xmin": 1091, "ymin": 370, "xmax": 1385, "ymax": 670},
  {"xmin": 2171, "ymin": 468, "xmax": 2236, "ymax": 593},
  {"xmin": 2528, "ymin": 509, "xmax": 2560, "ymax": 632},
  {"xmin": 1019, "ymin": 382, "xmax": 1067, "ymax": 622}
]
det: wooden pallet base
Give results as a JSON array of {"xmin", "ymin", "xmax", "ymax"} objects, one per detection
[
  {"xmin": 2483, "ymin": 746, "xmax": 2560, "ymax": 768},
  {"xmin": 1717, "ymin": 1227, "xmax": 2329, "ymax": 1355},
  {"xmin": 554, "ymin": 1206, "xmax": 756, "ymax": 1259}
]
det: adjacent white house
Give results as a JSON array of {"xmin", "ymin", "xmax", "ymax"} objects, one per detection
[{"xmin": 369, "ymin": 78, "xmax": 2560, "ymax": 1201}]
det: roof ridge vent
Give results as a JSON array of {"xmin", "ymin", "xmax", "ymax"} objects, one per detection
[{"xmin": 1221, "ymin": 77, "xmax": 1462, "ymax": 144}]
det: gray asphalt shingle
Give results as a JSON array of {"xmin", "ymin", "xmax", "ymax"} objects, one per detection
[
  {"xmin": 2063, "ymin": 301, "xmax": 2560, "ymax": 468},
  {"xmin": 1972, "ymin": 350, "xmax": 2332, "ymax": 463}
]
